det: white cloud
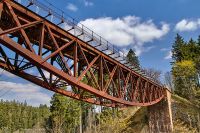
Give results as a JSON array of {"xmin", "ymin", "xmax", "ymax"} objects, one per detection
[
  {"xmin": 66, "ymin": 3, "xmax": 78, "ymax": 12},
  {"xmin": 0, "ymin": 81, "xmax": 51, "ymax": 106},
  {"xmin": 160, "ymin": 48, "xmax": 172, "ymax": 60},
  {"xmin": 0, "ymin": 68, "xmax": 16, "ymax": 78},
  {"xmin": 160, "ymin": 48, "xmax": 170, "ymax": 51},
  {"xmin": 42, "ymin": 70, "xmax": 57, "ymax": 80},
  {"xmin": 37, "ymin": 70, "xmax": 58, "ymax": 82},
  {"xmin": 175, "ymin": 19, "xmax": 200, "ymax": 32},
  {"xmin": 164, "ymin": 51, "xmax": 172, "ymax": 60},
  {"xmin": 80, "ymin": 16, "xmax": 170, "ymax": 55},
  {"xmin": 134, "ymin": 45, "xmax": 155, "ymax": 56},
  {"xmin": 83, "ymin": 0, "xmax": 93, "ymax": 6}
]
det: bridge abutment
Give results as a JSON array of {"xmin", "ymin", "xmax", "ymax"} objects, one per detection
[{"xmin": 148, "ymin": 89, "xmax": 173, "ymax": 133}]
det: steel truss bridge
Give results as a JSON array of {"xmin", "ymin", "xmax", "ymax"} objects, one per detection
[{"xmin": 0, "ymin": 0, "xmax": 166, "ymax": 107}]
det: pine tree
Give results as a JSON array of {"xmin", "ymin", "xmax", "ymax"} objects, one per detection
[
  {"xmin": 47, "ymin": 93, "xmax": 80, "ymax": 133},
  {"xmin": 172, "ymin": 34, "xmax": 185, "ymax": 63},
  {"xmin": 185, "ymin": 39, "xmax": 198, "ymax": 60},
  {"xmin": 197, "ymin": 35, "xmax": 200, "ymax": 46},
  {"xmin": 126, "ymin": 49, "xmax": 140, "ymax": 68},
  {"xmin": 0, "ymin": 100, "xmax": 50, "ymax": 132},
  {"xmin": 48, "ymin": 93, "xmax": 68, "ymax": 132}
]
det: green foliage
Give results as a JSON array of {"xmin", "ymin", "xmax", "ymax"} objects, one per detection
[
  {"xmin": 171, "ymin": 35, "xmax": 200, "ymax": 131},
  {"xmin": 122, "ymin": 107, "xmax": 148, "ymax": 133},
  {"xmin": 0, "ymin": 95, "xmax": 94, "ymax": 132},
  {"xmin": 47, "ymin": 93, "xmax": 80, "ymax": 133},
  {"xmin": 172, "ymin": 94, "xmax": 200, "ymax": 131},
  {"xmin": 171, "ymin": 34, "xmax": 200, "ymax": 100},
  {"xmin": 173, "ymin": 61, "xmax": 197, "ymax": 99},
  {"xmin": 126, "ymin": 49, "xmax": 140, "ymax": 68},
  {"xmin": 96, "ymin": 106, "xmax": 149, "ymax": 133},
  {"xmin": 172, "ymin": 94, "xmax": 197, "ymax": 107},
  {"xmin": 173, "ymin": 60, "xmax": 196, "ymax": 78},
  {"xmin": 96, "ymin": 107, "xmax": 125, "ymax": 133},
  {"xmin": 0, "ymin": 100, "xmax": 50, "ymax": 132},
  {"xmin": 172, "ymin": 34, "xmax": 185, "ymax": 63}
]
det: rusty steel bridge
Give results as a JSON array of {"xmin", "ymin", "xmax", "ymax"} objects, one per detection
[{"xmin": 0, "ymin": 0, "xmax": 166, "ymax": 107}]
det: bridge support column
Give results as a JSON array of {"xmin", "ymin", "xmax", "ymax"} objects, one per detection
[{"xmin": 148, "ymin": 89, "xmax": 173, "ymax": 133}]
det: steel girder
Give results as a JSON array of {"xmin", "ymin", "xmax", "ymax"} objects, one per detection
[{"xmin": 0, "ymin": 0, "xmax": 165, "ymax": 107}]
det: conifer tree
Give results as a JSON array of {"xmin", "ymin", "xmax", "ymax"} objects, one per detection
[
  {"xmin": 197, "ymin": 35, "xmax": 200, "ymax": 46},
  {"xmin": 47, "ymin": 92, "xmax": 80, "ymax": 133},
  {"xmin": 126, "ymin": 49, "xmax": 140, "ymax": 68},
  {"xmin": 172, "ymin": 34, "xmax": 185, "ymax": 63},
  {"xmin": 171, "ymin": 34, "xmax": 200, "ymax": 99}
]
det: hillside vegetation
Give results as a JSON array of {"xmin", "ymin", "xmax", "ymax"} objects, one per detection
[
  {"xmin": 96, "ymin": 94, "xmax": 200, "ymax": 133},
  {"xmin": 1, "ymin": 94, "xmax": 199, "ymax": 133}
]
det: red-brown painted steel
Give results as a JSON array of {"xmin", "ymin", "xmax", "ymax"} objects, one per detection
[{"xmin": 0, "ymin": 0, "xmax": 166, "ymax": 107}]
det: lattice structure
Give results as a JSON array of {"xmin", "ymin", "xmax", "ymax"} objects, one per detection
[{"xmin": 0, "ymin": 0, "xmax": 165, "ymax": 107}]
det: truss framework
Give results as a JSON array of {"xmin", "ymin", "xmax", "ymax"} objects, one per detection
[{"xmin": 0, "ymin": 0, "xmax": 165, "ymax": 107}]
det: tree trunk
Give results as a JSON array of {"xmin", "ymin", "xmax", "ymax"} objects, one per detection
[{"xmin": 80, "ymin": 104, "xmax": 82, "ymax": 133}]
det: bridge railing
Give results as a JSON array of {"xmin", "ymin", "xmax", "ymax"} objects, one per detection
[{"xmin": 14, "ymin": 0, "xmax": 160, "ymax": 85}]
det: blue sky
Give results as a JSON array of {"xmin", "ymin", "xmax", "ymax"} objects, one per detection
[
  {"xmin": 46, "ymin": 0, "xmax": 200, "ymax": 72},
  {"xmin": 1, "ymin": 0, "xmax": 200, "ymax": 106}
]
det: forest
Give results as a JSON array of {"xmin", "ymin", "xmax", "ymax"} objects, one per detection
[
  {"xmin": 171, "ymin": 34, "xmax": 200, "ymax": 103},
  {"xmin": 0, "ymin": 34, "xmax": 200, "ymax": 132}
]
